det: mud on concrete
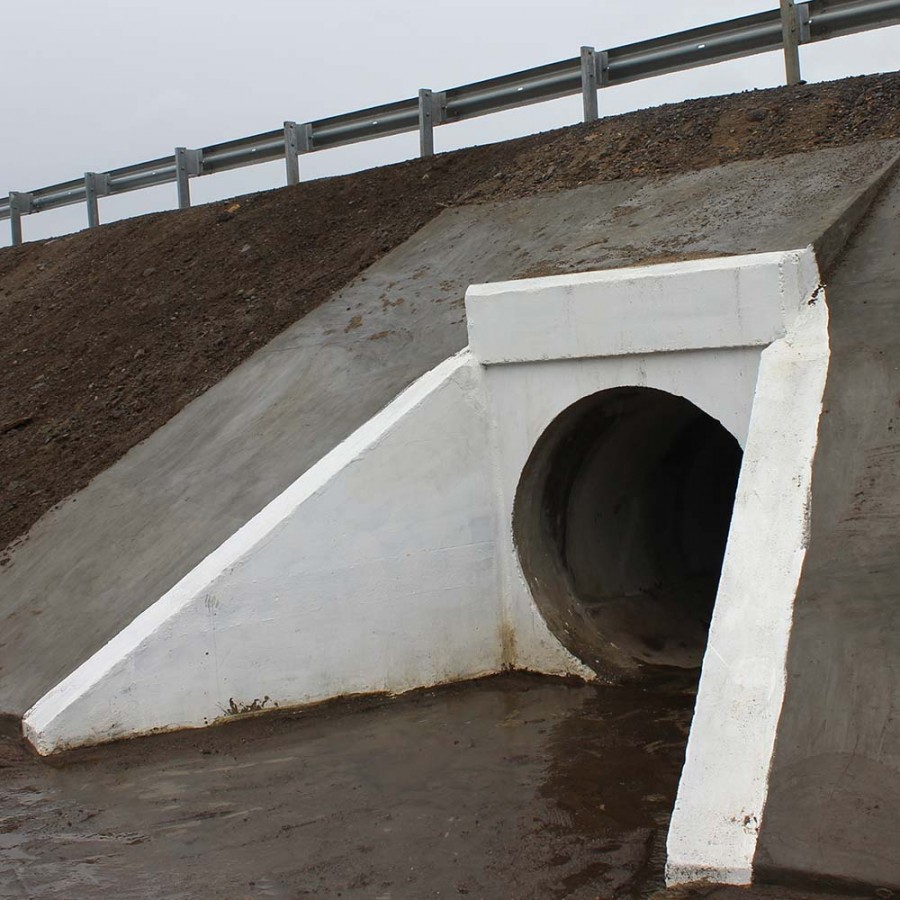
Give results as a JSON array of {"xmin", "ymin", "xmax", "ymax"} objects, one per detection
[
  {"xmin": 0, "ymin": 673, "xmax": 879, "ymax": 899},
  {"xmin": 2, "ymin": 72, "xmax": 900, "ymax": 554}
]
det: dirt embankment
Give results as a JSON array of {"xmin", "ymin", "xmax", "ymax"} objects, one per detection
[{"xmin": 2, "ymin": 72, "xmax": 899, "ymax": 554}]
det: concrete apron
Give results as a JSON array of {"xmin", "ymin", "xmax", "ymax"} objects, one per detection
[{"xmin": 23, "ymin": 247, "xmax": 829, "ymax": 885}]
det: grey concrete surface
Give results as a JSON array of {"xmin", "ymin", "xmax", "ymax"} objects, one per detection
[
  {"xmin": 754, "ymin": 165, "xmax": 900, "ymax": 891},
  {"xmin": 1, "ymin": 140, "xmax": 898, "ymax": 719}
]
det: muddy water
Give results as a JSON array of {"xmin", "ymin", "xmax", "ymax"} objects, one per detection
[
  {"xmin": 0, "ymin": 673, "xmax": 870, "ymax": 900},
  {"xmin": 2, "ymin": 672, "xmax": 696, "ymax": 899}
]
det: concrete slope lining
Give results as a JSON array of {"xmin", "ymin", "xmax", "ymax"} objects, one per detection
[
  {"xmin": 811, "ymin": 151, "xmax": 900, "ymax": 276},
  {"xmin": 9, "ymin": 142, "xmax": 900, "ymax": 899},
  {"xmin": 753, "ymin": 161, "xmax": 900, "ymax": 892},
  {"xmin": 2, "ymin": 141, "xmax": 897, "ymax": 723}
]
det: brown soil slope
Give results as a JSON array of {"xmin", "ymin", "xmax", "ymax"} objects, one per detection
[{"xmin": 2, "ymin": 72, "xmax": 899, "ymax": 553}]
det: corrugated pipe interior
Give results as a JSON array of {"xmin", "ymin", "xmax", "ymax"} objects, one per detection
[{"xmin": 513, "ymin": 386, "xmax": 742, "ymax": 679}]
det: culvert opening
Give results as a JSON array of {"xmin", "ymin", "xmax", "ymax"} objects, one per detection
[{"xmin": 513, "ymin": 386, "xmax": 743, "ymax": 677}]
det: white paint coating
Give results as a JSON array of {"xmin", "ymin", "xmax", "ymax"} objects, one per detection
[
  {"xmin": 25, "ymin": 351, "xmax": 503, "ymax": 753},
  {"xmin": 666, "ymin": 250, "xmax": 828, "ymax": 886},
  {"xmin": 466, "ymin": 252, "xmax": 813, "ymax": 364},
  {"xmin": 25, "ymin": 246, "xmax": 828, "ymax": 891}
]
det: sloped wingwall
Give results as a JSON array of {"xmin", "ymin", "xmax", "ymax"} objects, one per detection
[{"xmin": 24, "ymin": 353, "xmax": 508, "ymax": 752}]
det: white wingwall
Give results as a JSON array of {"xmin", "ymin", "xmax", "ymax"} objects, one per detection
[{"xmin": 24, "ymin": 352, "xmax": 509, "ymax": 752}]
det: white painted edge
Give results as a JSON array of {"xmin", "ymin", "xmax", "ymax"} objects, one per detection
[
  {"xmin": 465, "ymin": 251, "xmax": 812, "ymax": 364},
  {"xmin": 22, "ymin": 350, "xmax": 478, "ymax": 754},
  {"xmin": 665, "ymin": 246, "xmax": 828, "ymax": 885}
]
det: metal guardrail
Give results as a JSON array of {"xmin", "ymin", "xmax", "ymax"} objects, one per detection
[{"xmin": 3, "ymin": 0, "xmax": 899, "ymax": 245}]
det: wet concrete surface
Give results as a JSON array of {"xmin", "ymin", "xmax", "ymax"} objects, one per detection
[
  {"xmin": 0, "ymin": 673, "xmax": 878, "ymax": 900},
  {"xmin": 0, "ymin": 672, "xmax": 700, "ymax": 899}
]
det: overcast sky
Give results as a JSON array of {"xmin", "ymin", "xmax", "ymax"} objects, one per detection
[{"xmin": 2, "ymin": 0, "xmax": 898, "ymax": 247}]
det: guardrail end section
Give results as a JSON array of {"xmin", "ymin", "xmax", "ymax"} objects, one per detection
[{"xmin": 8, "ymin": 191, "xmax": 32, "ymax": 246}]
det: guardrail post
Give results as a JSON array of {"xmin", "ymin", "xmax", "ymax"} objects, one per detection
[
  {"xmin": 284, "ymin": 122, "xmax": 301, "ymax": 186},
  {"xmin": 780, "ymin": 0, "xmax": 803, "ymax": 85},
  {"xmin": 84, "ymin": 173, "xmax": 110, "ymax": 229},
  {"xmin": 8, "ymin": 192, "xmax": 32, "ymax": 247},
  {"xmin": 418, "ymin": 88, "xmax": 435, "ymax": 158},
  {"xmin": 581, "ymin": 46, "xmax": 599, "ymax": 122},
  {"xmin": 175, "ymin": 148, "xmax": 202, "ymax": 210}
]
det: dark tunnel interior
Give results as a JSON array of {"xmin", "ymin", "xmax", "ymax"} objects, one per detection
[{"xmin": 513, "ymin": 386, "xmax": 744, "ymax": 677}]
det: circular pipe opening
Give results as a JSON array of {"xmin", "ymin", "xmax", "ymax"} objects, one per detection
[{"xmin": 513, "ymin": 386, "xmax": 743, "ymax": 677}]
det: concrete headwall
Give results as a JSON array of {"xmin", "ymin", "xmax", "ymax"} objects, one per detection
[{"xmin": 466, "ymin": 252, "xmax": 829, "ymax": 886}]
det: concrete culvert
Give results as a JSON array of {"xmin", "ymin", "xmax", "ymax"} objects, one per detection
[{"xmin": 513, "ymin": 386, "xmax": 743, "ymax": 677}]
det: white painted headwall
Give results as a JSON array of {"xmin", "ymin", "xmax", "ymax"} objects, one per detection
[{"xmin": 25, "ymin": 249, "xmax": 828, "ymax": 887}]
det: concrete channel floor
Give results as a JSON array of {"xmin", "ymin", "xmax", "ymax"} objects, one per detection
[
  {"xmin": 0, "ymin": 674, "xmax": 876, "ymax": 900},
  {"xmin": 0, "ymin": 673, "xmax": 690, "ymax": 899}
]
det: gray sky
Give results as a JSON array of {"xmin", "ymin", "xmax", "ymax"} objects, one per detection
[{"xmin": 2, "ymin": 0, "xmax": 897, "ymax": 247}]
